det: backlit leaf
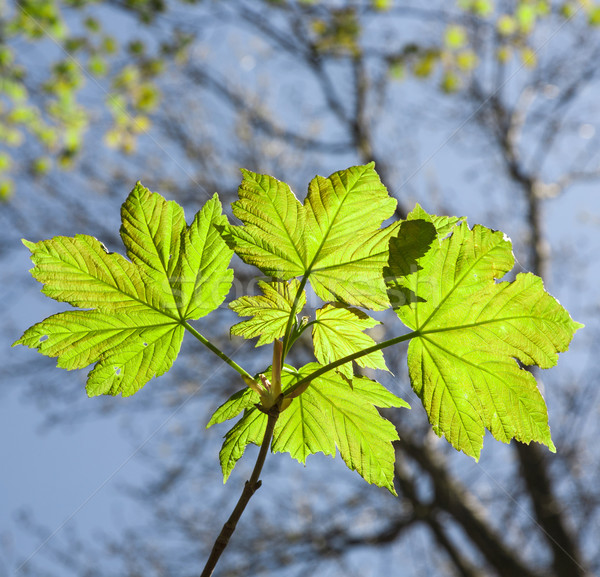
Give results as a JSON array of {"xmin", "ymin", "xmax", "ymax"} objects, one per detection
[
  {"xmin": 312, "ymin": 304, "xmax": 388, "ymax": 379},
  {"xmin": 206, "ymin": 364, "xmax": 296, "ymax": 429},
  {"xmin": 173, "ymin": 194, "xmax": 234, "ymax": 319},
  {"xmin": 214, "ymin": 364, "xmax": 410, "ymax": 492},
  {"xmin": 20, "ymin": 234, "xmax": 165, "ymax": 312},
  {"xmin": 207, "ymin": 387, "xmax": 259, "ymax": 428},
  {"xmin": 230, "ymin": 280, "xmax": 305, "ymax": 346},
  {"xmin": 220, "ymin": 163, "xmax": 398, "ymax": 310},
  {"xmin": 445, "ymin": 25, "xmax": 467, "ymax": 49},
  {"xmin": 14, "ymin": 186, "xmax": 233, "ymax": 396},
  {"xmin": 219, "ymin": 407, "xmax": 267, "ymax": 482},
  {"xmin": 308, "ymin": 220, "xmax": 401, "ymax": 309},
  {"xmin": 120, "ymin": 182, "xmax": 186, "ymax": 310},
  {"xmin": 405, "ymin": 203, "xmax": 464, "ymax": 239},
  {"xmin": 388, "ymin": 210, "xmax": 583, "ymax": 458},
  {"xmin": 14, "ymin": 309, "xmax": 184, "ymax": 397},
  {"xmin": 220, "ymin": 170, "xmax": 307, "ymax": 279},
  {"xmin": 274, "ymin": 365, "xmax": 409, "ymax": 493}
]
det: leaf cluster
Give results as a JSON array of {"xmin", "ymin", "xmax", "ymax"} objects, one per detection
[{"xmin": 14, "ymin": 163, "xmax": 582, "ymax": 492}]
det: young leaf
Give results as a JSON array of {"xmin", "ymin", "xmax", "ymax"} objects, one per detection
[
  {"xmin": 14, "ymin": 185, "xmax": 233, "ymax": 397},
  {"xmin": 308, "ymin": 222, "xmax": 401, "ymax": 310},
  {"xmin": 384, "ymin": 218, "xmax": 437, "ymax": 308},
  {"xmin": 274, "ymin": 365, "xmax": 409, "ymax": 493},
  {"xmin": 18, "ymin": 235, "xmax": 166, "ymax": 312},
  {"xmin": 230, "ymin": 280, "xmax": 305, "ymax": 346},
  {"xmin": 312, "ymin": 303, "xmax": 388, "ymax": 380},
  {"xmin": 406, "ymin": 203, "xmax": 464, "ymax": 239},
  {"xmin": 217, "ymin": 170, "xmax": 307, "ymax": 278},
  {"xmin": 388, "ymin": 212, "xmax": 583, "ymax": 459},
  {"xmin": 206, "ymin": 364, "xmax": 298, "ymax": 428},
  {"xmin": 221, "ymin": 163, "xmax": 399, "ymax": 310},
  {"xmin": 303, "ymin": 164, "xmax": 398, "ymax": 308},
  {"xmin": 207, "ymin": 387, "xmax": 259, "ymax": 428},
  {"xmin": 219, "ymin": 407, "xmax": 267, "ymax": 482},
  {"xmin": 14, "ymin": 309, "xmax": 184, "ymax": 396},
  {"xmin": 273, "ymin": 381, "xmax": 337, "ymax": 463},
  {"xmin": 120, "ymin": 182, "xmax": 186, "ymax": 310},
  {"xmin": 173, "ymin": 194, "xmax": 234, "ymax": 319},
  {"xmin": 214, "ymin": 364, "xmax": 410, "ymax": 493}
]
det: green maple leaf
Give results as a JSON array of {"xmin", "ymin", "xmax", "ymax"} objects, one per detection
[
  {"xmin": 14, "ymin": 184, "xmax": 233, "ymax": 397},
  {"xmin": 387, "ymin": 208, "xmax": 583, "ymax": 459},
  {"xmin": 120, "ymin": 182, "xmax": 187, "ymax": 310},
  {"xmin": 219, "ymin": 407, "xmax": 267, "ymax": 482},
  {"xmin": 209, "ymin": 364, "xmax": 409, "ymax": 492},
  {"xmin": 311, "ymin": 304, "xmax": 389, "ymax": 380},
  {"xmin": 207, "ymin": 387, "xmax": 259, "ymax": 428},
  {"xmin": 230, "ymin": 279, "xmax": 305, "ymax": 346},
  {"xmin": 220, "ymin": 163, "xmax": 398, "ymax": 310},
  {"xmin": 406, "ymin": 203, "xmax": 465, "ymax": 239}
]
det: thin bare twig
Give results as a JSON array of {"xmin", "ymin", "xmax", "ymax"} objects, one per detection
[{"xmin": 199, "ymin": 406, "xmax": 280, "ymax": 577}]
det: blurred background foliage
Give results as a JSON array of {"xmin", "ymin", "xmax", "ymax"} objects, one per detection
[{"xmin": 4, "ymin": 0, "xmax": 600, "ymax": 197}]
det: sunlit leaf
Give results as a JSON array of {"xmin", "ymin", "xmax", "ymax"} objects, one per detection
[
  {"xmin": 19, "ymin": 234, "xmax": 166, "ymax": 312},
  {"xmin": 445, "ymin": 25, "xmax": 467, "ymax": 49},
  {"xmin": 220, "ymin": 170, "xmax": 307, "ymax": 279},
  {"xmin": 441, "ymin": 71, "xmax": 461, "ymax": 93},
  {"xmin": 120, "ymin": 182, "xmax": 186, "ymax": 309},
  {"xmin": 413, "ymin": 51, "xmax": 438, "ymax": 77},
  {"xmin": 521, "ymin": 46, "xmax": 537, "ymax": 68},
  {"xmin": 312, "ymin": 304, "xmax": 388, "ymax": 379},
  {"xmin": 214, "ymin": 364, "xmax": 410, "ymax": 492},
  {"xmin": 590, "ymin": 6, "xmax": 600, "ymax": 25},
  {"xmin": 230, "ymin": 280, "xmax": 305, "ymax": 346},
  {"xmin": 173, "ymin": 194, "xmax": 234, "ymax": 319},
  {"xmin": 274, "ymin": 365, "xmax": 409, "ymax": 493},
  {"xmin": 406, "ymin": 203, "xmax": 464, "ymax": 239},
  {"xmin": 205, "ymin": 364, "xmax": 299, "ymax": 430},
  {"xmin": 221, "ymin": 163, "xmax": 398, "ymax": 310},
  {"xmin": 14, "ymin": 186, "xmax": 233, "ymax": 396},
  {"xmin": 516, "ymin": 4, "xmax": 537, "ymax": 32},
  {"xmin": 219, "ymin": 408, "xmax": 267, "ymax": 482},
  {"xmin": 456, "ymin": 49, "xmax": 478, "ymax": 71},
  {"xmin": 15, "ymin": 163, "xmax": 583, "ymax": 491},
  {"xmin": 388, "ymin": 209, "xmax": 583, "ymax": 459},
  {"xmin": 497, "ymin": 14, "xmax": 517, "ymax": 35},
  {"xmin": 207, "ymin": 387, "xmax": 259, "ymax": 428}
]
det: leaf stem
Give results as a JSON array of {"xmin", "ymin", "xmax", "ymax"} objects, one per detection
[
  {"xmin": 285, "ymin": 330, "xmax": 419, "ymax": 398},
  {"xmin": 199, "ymin": 407, "xmax": 280, "ymax": 577},
  {"xmin": 281, "ymin": 275, "xmax": 310, "ymax": 358},
  {"xmin": 183, "ymin": 321, "xmax": 254, "ymax": 383}
]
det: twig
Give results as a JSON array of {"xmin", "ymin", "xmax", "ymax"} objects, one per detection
[{"xmin": 199, "ymin": 406, "xmax": 280, "ymax": 577}]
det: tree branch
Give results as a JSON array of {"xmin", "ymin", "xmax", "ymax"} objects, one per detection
[
  {"xmin": 186, "ymin": 65, "xmax": 353, "ymax": 154},
  {"xmin": 474, "ymin": 62, "xmax": 592, "ymax": 575},
  {"xmin": 515, "ymin": 441, "xmax": 588, "ymax": 577},
  {"xmin": 199, "ymin": 407, "xmax": 280, "ymax": 577},
  {"xmin": 396, "ymin": 429, "xmax": 545, "ymax": 577}
]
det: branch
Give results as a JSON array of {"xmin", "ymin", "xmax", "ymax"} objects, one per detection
[
  {"xmin": 555, "ymin": 169, "xmax": 600, "ymax": 192},
  {"xmin": 199, "ymin": 406, "xmax": 280, "ymax": 577},
  {"xmin": 395, "ymin": 428, "xmax": 545, "ymax": 577},
  {"xmin": 393, "ymin": 455, "xmax": 486, "ymax": 577},
  {"xmin": 478, "ymin": 57, "xmax": 592, "ymax": 574},
  {"xmin": 186, "ymin": 65, "xmax": 353, "ymax": 154},
  {"xmin": 426, "ymin": 516, "xmax": 485, "ymax": 577},
  {"xmin": 515, "ymin": 441, "xmax": 589, "ymax": 577},
  {"xmin": 529, "ymin": 49, "xmax": 600, "ymax": 175}
]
